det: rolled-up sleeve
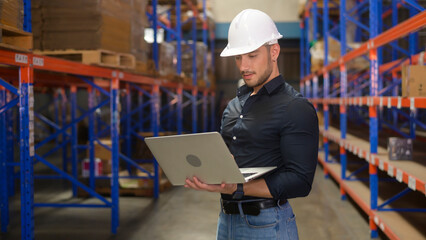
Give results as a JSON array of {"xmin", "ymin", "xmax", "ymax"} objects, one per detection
[{"xmin": 264, "ymin": 98, "xmax": 319, "ymax": 200}]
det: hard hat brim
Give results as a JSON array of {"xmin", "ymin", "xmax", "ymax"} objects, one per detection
[
  {"xmin": 220, "ymin": 35, "xmax": 283, "ymax": 57},
  {"xmin": 220, "ymin": 43, "xmax": 263, "ymax": 57}
]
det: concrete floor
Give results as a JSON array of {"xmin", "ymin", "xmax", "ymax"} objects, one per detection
[{"xmin": 1, "ymin": 167, "xmax": 380, "ymax": 240}]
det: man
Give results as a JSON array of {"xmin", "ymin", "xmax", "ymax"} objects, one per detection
[{"xmin": 185, "ymin": 9, "xmax": 318, "ymax": 240}]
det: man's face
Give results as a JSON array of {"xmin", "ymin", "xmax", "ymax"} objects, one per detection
[{"xmin": 235, "ymin": 45, "xmax": 273, "ymax": 89}]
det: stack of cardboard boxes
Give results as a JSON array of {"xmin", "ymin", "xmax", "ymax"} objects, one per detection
[
  {"xmin": 32, "ymin": 0, "xmax": 150, "ymax": 61},
  {"xmin": 131, "ymin": 0, "xmax": 151, "ymax": 62},
  {"xmin": 0, "ymin": 0, "xmax": 33, "ymax": 52}
]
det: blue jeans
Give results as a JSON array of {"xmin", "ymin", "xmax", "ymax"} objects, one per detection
[{"xmin": 217, "ymin": 201, "xmax": 299, "ymax": 240}]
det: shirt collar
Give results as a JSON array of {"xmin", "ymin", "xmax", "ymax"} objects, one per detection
[{"xmin": 237, "ymin": 75, "xmax": 285, "ymax": 97}]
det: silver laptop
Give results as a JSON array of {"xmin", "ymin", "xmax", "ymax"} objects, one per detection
[{"xmin": 144, "ymin": 132, "xmax": 276, "ymax": 186}]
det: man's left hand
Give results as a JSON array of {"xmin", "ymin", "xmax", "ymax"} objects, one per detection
[{"xmin": 184, "ymin": 176, "xmax": 237, "ymax": 195}]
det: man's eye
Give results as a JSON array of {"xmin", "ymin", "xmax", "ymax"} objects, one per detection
[
  {"xmin": 249, "ymin": 54, "xmax": 257, "ymax": 58},
  {"xmin": 235, "ymin": 56, "xmax": 241, "ymax": 60}
]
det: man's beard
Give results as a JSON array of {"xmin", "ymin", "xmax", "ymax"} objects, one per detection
[{"xmin": 242, "ymin": 58, "xmax": 273, "ymax": 89}]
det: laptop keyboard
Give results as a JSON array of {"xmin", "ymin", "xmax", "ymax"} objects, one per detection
[{"xmin": 242, "ymin": 172, "xmax": 256, "ymax": 178}]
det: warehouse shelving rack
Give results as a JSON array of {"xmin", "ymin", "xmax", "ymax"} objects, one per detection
[
  {"xmin": 0, "ymin": 50, "xmax": 215, "ymax": 239},
  {"xmin": 149, "ymin": 0, "xmax": 215, "ymax": 87},
  {"xmin": 300, "ymin": 0, "xmax": 425, "ymax": 239},
  {"xmin": 147, "ymin": 0, "xmax": 216, "ymax": 135},
  {"xmin": 0, "ymin": 2, "xmax": 215, "ymax": 240},
  {"xmin": 0, "ymin": 0, "xmax": 216, "ymax": 239}
]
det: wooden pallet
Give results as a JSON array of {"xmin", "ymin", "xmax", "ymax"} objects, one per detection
[
  {"xmin": 131, "ymin": 60, "xmax": 157, "ymax": 76},
  {"xmin": 77, "ymin": 178, "xmax": 172, "ymax": 198},
  {"xmin": 33, "ymin": 49, "xmax": 136, "ymax": 69},
  {"xmin": 0, "ymin": 24, "xmax": 33, "ymax": 52}
]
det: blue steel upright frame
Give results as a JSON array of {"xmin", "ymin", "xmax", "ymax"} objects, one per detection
[
  {"xmin": 147, "ymin": 0, "xmax": 215, "ymax": 133},
  {"xmin": 0, "ymin": 2, "xmax": 219, "ymax": 239},
  {"xmin": 0, "ymin": 52, "xmax": 216, "ymax": 240},
  {"xmin": 23, "ymin": 0, "xmax": 32, "ymax": 32},
  {"xmin": 301, "ymin": 0, "xmax": 426, "ymax": 239},
  {"xmin": 21, "ymin": 61, "xmax": 35, "ymax": 240},
  {"xmin": 368, "ymin": 2, "xmax": 380, "ymax": 237},
  {"xmin": 0, "ymin": 78, "xmax": 19, "ymax": 233},
  {"xmin": 0, "ymin": 84, "xmax": 6, "ymax": 233}
]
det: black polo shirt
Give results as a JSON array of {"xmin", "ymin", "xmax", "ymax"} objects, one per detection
[{"xmin": 220, "ymin": 75, "xmax": 318, "ymax": 200}]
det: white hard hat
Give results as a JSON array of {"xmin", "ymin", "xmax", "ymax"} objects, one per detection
[{"xmin": 220, "ymin": 9, "xmax": 283, "ymax": 57}]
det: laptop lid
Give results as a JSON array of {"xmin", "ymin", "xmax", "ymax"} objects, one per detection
[{"xmin": 144, "ymin": 132, "xmax": 274, "ymax": 185}]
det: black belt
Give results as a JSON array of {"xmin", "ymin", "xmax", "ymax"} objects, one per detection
[{"xmin": 221, "ymin": 199, "xmax": 287, "ymax": 216}]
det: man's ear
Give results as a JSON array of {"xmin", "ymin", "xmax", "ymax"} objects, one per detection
[{"xmin": 271, "ymin": 43, "xmax": 280, "ymax": 61}]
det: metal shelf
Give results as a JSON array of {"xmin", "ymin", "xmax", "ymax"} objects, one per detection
[
  {"xmin": 318, "ymin": 152, "xmax": 425, "ymax": 239},
  {"xmin": 300, "ymin": 0, "xmax": 426, "ymax": 239},
  {"xmin": 321, "ymin": 126, "xmax": 426, "ymax": 195},
  {"xmin": 0, "ymin": 32, "xmax": 215, "ymax": 240},
  {"xmin": 0, "ymin": 1, "xmax": 216, "ymax": 238},
  {"xmin": 148, "ymin": 0, "xmax": 215, "ymax": 87},
  {"xmin": 310, "ymin": 96, "xmax": 426, "ymax": 110}
]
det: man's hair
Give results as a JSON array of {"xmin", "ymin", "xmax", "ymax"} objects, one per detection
[{"xmin": 264, "ymin": 44, "xmax": 273, "ymax": 61}]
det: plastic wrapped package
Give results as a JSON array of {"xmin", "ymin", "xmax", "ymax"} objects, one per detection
[{"xmin": 159, "ymin": 41, "xmax": 177, "ymax": 77}]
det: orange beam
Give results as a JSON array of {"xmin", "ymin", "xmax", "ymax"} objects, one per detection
[
  {"xmin": 119, "ymin": 71, "xmax": 158, "ymax": 86},
  {"xmin": 374, "ymin": 11, "xmax": 426, "ymax": 49},
  {"xmin": 302, "ymin": 11, "xmax": 426, "ymax": 83},
  {"xmin": 0, "ymin": 49, "xmax": 30, "ymax": 67},
  {"xmin": 0, "ymin": 49, "xmax": 214, "ymax": 93},
  {"xmin": 313, "ymin": 97, "xmax": 426, "ymax": 109},
  {"xmin": 32, "ymin": 54, "xmax": 113, "ymax": 79}
]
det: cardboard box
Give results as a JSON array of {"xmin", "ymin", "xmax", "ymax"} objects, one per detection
[
  {"xmin": 401, "ymin": 65, "xmax": 426, "ymax": 97},
  {"xmin": 86, "ymin": 139, "xmax": 114, "ymax": 174},
  {"xmin": 0, "ymin": 0, "xmax": 24, "ymax": 29},
  {"xmin": 388, "ymin": 137, "xmax": 413, "ymax": 160}
]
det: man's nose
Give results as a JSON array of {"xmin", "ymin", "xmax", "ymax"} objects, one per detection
[{"xmin": 239, "ymin": 56, "xmax": 250, "ymax": 72}]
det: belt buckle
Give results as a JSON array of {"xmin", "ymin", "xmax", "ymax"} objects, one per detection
[
  {"xmin": 223, "ymin": 208, "xmax": 233, "ymax": 215},
  {"xmin": 222, "ymin": 204, "xmax": 231, "ymax": 215},
  {"xmin": 222, "ymin": 202, "xmax": 236, "ymax": 215},
  {"xmin": 242, "ymin": 204, "xmax": 261, "ymax": 216},
  {"xmin": 222, "ymin": 200, "xmax": 261, "ymax": 216}
]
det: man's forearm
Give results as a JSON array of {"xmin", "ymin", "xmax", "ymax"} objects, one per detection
[{"xmin": 243, "ymin": 178, "xmax": 273, "ymax": 198}]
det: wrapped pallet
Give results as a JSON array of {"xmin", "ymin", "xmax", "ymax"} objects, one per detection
[
  {"xmin": 310, "ymin": 36, "xmax": 369, "ymax": 73},
  {"xmin": 0, "ymin": 0, "xmax": 24, "ymax": 29},
  {"xmin": 158, "ymin": 41, "xmax": 208, "ymax": 84},
  {"xmin": 298, "ymin": 0, "xmax": 340, "ymax": 19},
  {"xmin": 159, "ymin": 41, "xmax": 177, "ymax": 77},
  {"xmin": 181, "ymin": 41, "xmax": 207, "ymax": 83}
]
